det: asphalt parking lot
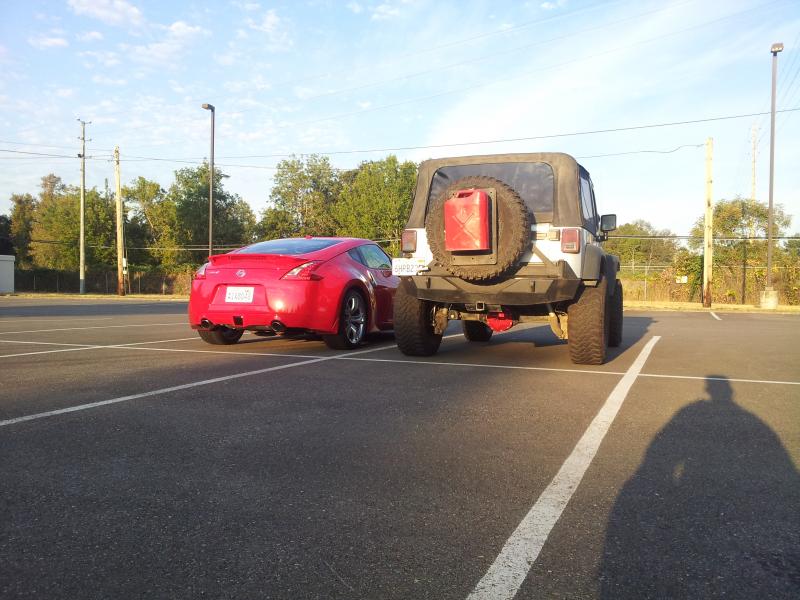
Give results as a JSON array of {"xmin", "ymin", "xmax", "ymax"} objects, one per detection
[{"xmin": 1, "ymin": 297, "xmax": 798, "ymax": 599}]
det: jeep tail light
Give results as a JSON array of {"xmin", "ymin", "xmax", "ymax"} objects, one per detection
[
  {"xmin": 561, "ymin": 228, "xmax": 580, "ymax": 254},
  {"xmin": 401, "ymin": 229, "xmax": 417, "ymax": 253},
  {"xmin": 281, "ymin": 260, "xmax": 324, "ymax": 281},
  {"xmin": 195, "ymin": 262, "xmax": 209, "ymax": 279}
]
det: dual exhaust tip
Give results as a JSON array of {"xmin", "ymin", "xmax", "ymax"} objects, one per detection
[{"xmin": 199, "ymin": 318, "xmax": 286, "ymax": 334}]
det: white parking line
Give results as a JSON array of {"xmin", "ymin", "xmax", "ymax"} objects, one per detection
[
  {"xmin": 0, "ymin": 342, "xmax": 398, "ymax": 428},
  {"xmin": 0, "ymin": 337, "xmax": 198, "ymax": 358},
  {"xmin": 710, "ymin": 311, "xmax": 722, "ymax": 321},
  {"xmin": 0, "ymin": 322, "xmax": 186, "ymax": 335},
  {"xmin": 467, "ymin": 336, "xmax": 661, "ymax": 600}
]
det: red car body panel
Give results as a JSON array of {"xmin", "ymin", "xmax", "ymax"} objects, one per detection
[{"xmin": 188, "ymin": 238, "xmax": 398, "ymax": 335}]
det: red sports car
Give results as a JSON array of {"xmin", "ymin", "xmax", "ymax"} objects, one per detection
[{"xmin": 188, "ymin": 237, "xmax": 399, "ymax": 349}]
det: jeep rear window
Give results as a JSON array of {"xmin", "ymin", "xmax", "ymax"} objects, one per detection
[
  {"xmin": 236, "ymin": 238, "xmax": 342, "ymax": 255},
  {"xmin": 428, "ymin": 162, "xmax": 554, "ymax": 221}
]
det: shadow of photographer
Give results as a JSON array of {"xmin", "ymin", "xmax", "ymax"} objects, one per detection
[{"xmin": 599, "ymin": 376, "xmax": 800, "ymax": 598}]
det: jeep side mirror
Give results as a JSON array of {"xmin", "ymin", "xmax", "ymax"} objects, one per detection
[{"xmin": 600, "ymin": 214, "xmax": 617, "ymax": 232}]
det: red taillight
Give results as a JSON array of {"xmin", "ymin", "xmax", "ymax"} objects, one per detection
[
  {"xmin": 560, "ymin": 228, "xmax": 581, "ymax": 254},
  {"xmin": 195, "ymin": 262, "xmax": 209, "ymax": 279},
  {"xmin": 281, "ymin": 260, "xmax": 324, "ymax": 281},
  {"xmin": 401, "ymin": 229, "xmax": 417, "ymax": 253}
]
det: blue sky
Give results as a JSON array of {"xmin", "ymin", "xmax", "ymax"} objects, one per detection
[{"xmin": 1, "ymin": 0, "xmax": 799, "ymax": 237}]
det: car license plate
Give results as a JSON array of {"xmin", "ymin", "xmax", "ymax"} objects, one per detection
[
  {"xmin": 392, "ymin": 258, "xmax": 428, "ymax": 276},
  {"xmin": 225, "ymin": 286, "xmax": 254, "ymax": 303}
]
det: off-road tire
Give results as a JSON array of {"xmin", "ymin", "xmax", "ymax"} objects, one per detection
[
  {"xmin": 323, "ymin": 289, "xmax": 368, "ymax": 350},
  {"xmin": 462, "ymin": 320, "xmax": 493, "ymax": 342},
  {"xmin": 394, "ymin": 280, "xmax": 443, "ymax": 356},
  {"xmin": 198, "ymin": 327, "xmax": 244, "ymax": 345},
  {"xmin": 425, "ymin": 176, "xmax": 529, "ymax": 281},
  {"xmin": 567, "ymin": 279, "xmax": 609, "ymax": 365},
  {"xmin": 608, "ymin": 279, "xmax": 623, "ymax": 347}
]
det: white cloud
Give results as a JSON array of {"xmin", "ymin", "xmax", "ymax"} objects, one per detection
[
  {"xmin": 92, "ymin": 75, "xmax": 127, "ymax": 85},
  {"xmin": 28, "ymin": 35, "xmax": 69, "ymax": 49},
  {"xmin": 125, "ymin": 21, "xmax": 208, "ymax": 67},
  {"xmin": 540, "ymin": 0, "xmax": 567, "ymax": 10},
  {"xmin": 77, "ymin": 31, "xmax": 104, "ymax": 42},
  {"xmin": 80, "ymin": 50, "xmax": 121, "ymax": 67},
  {"xmin": 67, "ymin": 0, "xmax": 143, "ymax": 26},
  {"xmin": 357, "ymin": 100, "xmax": 372, "ymax": 109},
  {"xmin": 233, "ymin": 1, "xmax": 261, "ymax": 10},
  {"xmin": 347, "ymin": 2, "xmax": 363, "ymax": 14},
  {"xmin": 225, "ymin": 74, "xmax": 271, "ymax": 93},
  {"xmin": 371, "ymin": 3, "xmax": 400, "ymax": 21},
  {"xmin": 55, "ymin": 88, "xmax": 75, "ymax": 97},
  {"xmin": 246, "ymin": 9, "xmax": 292, "ymax": 50}
]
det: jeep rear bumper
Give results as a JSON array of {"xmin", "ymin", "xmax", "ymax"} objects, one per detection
[{"xmin": 407, "ymin": 274, "xmax": 581, "ymax": 306}]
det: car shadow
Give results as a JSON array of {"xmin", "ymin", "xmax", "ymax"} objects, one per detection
[
  {"xmin": 441, "ymin": 315, "xmax": 654, "ymax": 363},
  {"xmin": 598, "ymin": 376, "xmax": 800, "ymax": 598}
]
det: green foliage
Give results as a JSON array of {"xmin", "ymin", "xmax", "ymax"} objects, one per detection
[
  {"xmin": 9, "ymin": 192, "xmax": 37, "ymax": 266},
  {"xmin": 167, "ymin": 162, "xmax": 256, "ymax": 252},
  {"xmin": 688, "ymin": 197, "xmax": 791, "ymax": 266},
  {"xmin": 332, "ymin": 156, "xmax": 417, "ymax": 255},
  {"xmin": 604, "ymin": 219, "xmax": 678, "ymax": 267},
  {"xmin": 0, "ymin": 214, "xmax": 12, "ymax": 255},
  {"xmin": 30, "ymin": 177, "xmax": 115, "ymax": 271},
  {"xmin": 268, "ymin": 155, "xmax": 340, "ymax": 235}
]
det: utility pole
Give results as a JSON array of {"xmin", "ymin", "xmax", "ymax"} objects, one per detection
[
  {"xmin": 201, "ymin": 103, "xmax": 215, "ymax": 257},
  {"xmin": 77, "ymin": 119, "xmax": 90, "ymax": 295},
  {"xmin": 114, "ymin": 146, "xmax": 125, "ymax": 296},
  {"xmin": 703, "ymin": 137, "xmax": 713, "ymax": 308}
]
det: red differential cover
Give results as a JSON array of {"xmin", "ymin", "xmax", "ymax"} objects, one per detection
[{"xmin": 444, "ymin": 189, "xmax": 490, "ymax": 251}]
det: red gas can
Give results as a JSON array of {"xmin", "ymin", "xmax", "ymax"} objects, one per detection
[{"xmin": 444, "ymin": 189, "xmax": 490, "ymax": 252}]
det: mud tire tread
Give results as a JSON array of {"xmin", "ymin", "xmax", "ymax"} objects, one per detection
[
  {"xmin": 567, "ymin": 280, "xmax": 609, "ymax": 365},
  {"xmin": 394, "ymin": 281, "xmax": 442, "ymax": 356},
  {"xmin": 608, "ymin": 279, "xmax": 623, "ymax": 347}
]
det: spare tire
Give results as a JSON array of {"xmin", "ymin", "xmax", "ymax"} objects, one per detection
[{"xmin": 425, "ymin": 176, "xmax": 529, "ymax": 281}]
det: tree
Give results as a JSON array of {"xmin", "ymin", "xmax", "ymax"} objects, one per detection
[
  {"xmin": 124, "ymin": 176, "xmax": 182, "ymax": 267},
  {"xmin": 30, "ymin": 182, "xmax": 114, "ymax": 271},
  {"xmin": 688, "ymin": 197, "xmax": 791, "ymax": 266},
  {"xmin": 9, "ymin": 192, "xmax": 37, "ymax": 266},
  {"xmin": 603, "ymin": 219, "xmax": 678, "ymax": 270},
  {"xmin": 167, "ymin": 163, "xmax": 256, "ymax": 258},
  {"xmin": 0, "ymin": 214, "xmax": 12, "ymax": 255},
  {"xmin": 268, "ymin": 155, "xmax": 340, "ymax": 235},
  {"xmin": 332, "ymin": 156, "xmax": 417, "ymax": 254}
]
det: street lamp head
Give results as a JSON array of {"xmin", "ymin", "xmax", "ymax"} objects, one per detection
[
  {"xmin": 201, "ymin": 103, "xmax": 215, "ymax": 111},
  {"xmin": 771, "ymin": 42, "xmax": 783, "ymax": 54}
]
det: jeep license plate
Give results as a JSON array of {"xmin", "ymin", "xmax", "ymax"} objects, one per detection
[
  {"xmin": 391, "ymin": 258, "xmax": 428, "ymax": 276},
  {"xmin": 225, "ymin": 286, "xmax": 254, "ymax": 303}
]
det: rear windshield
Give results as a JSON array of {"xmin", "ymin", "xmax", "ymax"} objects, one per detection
[
  {"xmin": 428, "ymin": 162, "xmax": 554, "ymax": 221},
  {"xmin": 236, "ymin": 238, "xmax": 342, "ymax": 255}
]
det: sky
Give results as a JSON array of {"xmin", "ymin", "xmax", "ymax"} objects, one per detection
[{"xmin": 1, "ymin": 0, "xmax": 799, "ymax": 237}]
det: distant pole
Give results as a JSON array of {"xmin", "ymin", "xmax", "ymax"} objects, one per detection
[
  {"xmin": 703, "ymin": 137, "xmax": 713, "ymax": 308},
  {"xmin": 750, "ymin": 124, "xmax": 757, "ymax": 203},
  {"xmin": 77, "ymin": 118, "xmax": 90, "ymax": 295},
  {"xmin": 114, "ymin": 146, "xmax": 125, "ymax": 296},
  {"xmin": 201, "ymin": 103, "xmax": 215, "ymax": 257},
  {"xmin": 766, "ymin": 43, "xmax": 783, "ymax": 292}
]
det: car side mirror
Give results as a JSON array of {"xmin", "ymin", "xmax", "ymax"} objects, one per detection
[{"xmin": 600, "ymin": 214, "xmax": 617, "ymax": 232}]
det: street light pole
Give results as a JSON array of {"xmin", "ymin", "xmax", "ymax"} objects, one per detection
[
  {"xmin": 762, "ymin": 42, "xmax": 783, "ymax": 309},
  {"xmin": 201, "ymin": 103, "xmax": 215, "ymax": 257}
]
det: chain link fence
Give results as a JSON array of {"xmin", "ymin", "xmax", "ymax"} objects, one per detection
[
  {"xmin": 14, "ymin": 268, "xmax": 193, "ymax": 295},
  {"xmin": 12, "ymin": 264, "xmax": 799, "ymax": 305}
]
